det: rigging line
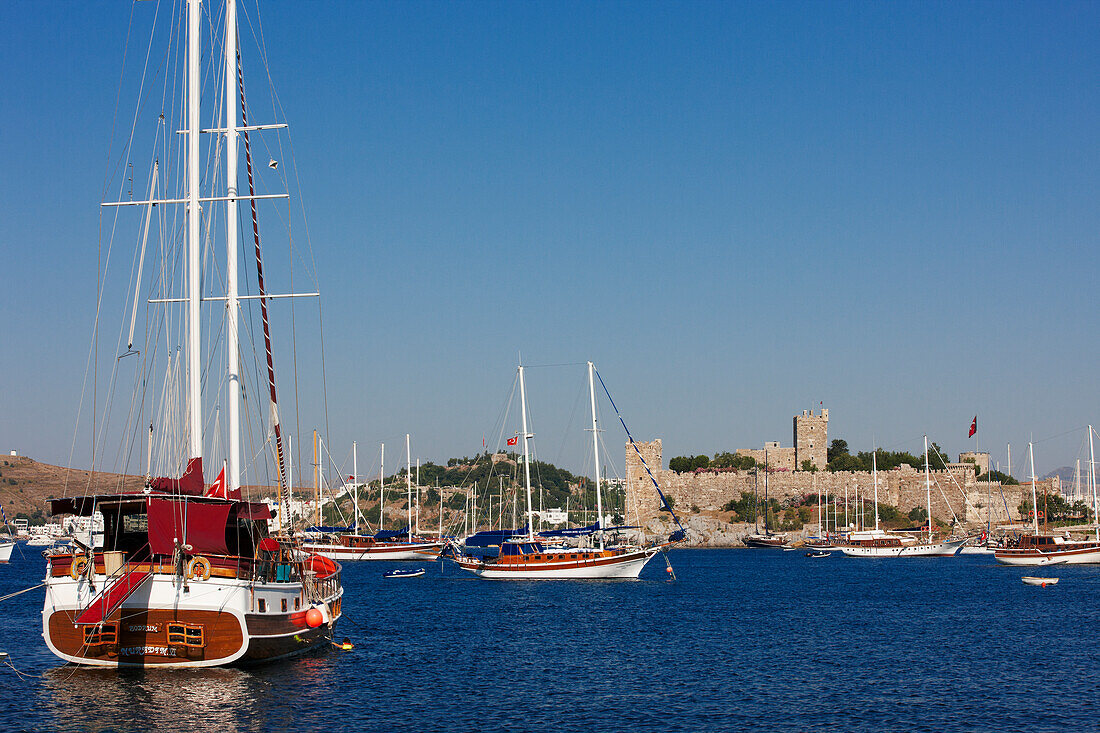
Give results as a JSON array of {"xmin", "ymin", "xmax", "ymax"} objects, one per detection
[
  {"xmin": 519, "ymin": 362, "xmax": 588, "ymax": 370},
  {"xmin": 593, "ymin": 367, "xmax": 686, "ymax": 537}
]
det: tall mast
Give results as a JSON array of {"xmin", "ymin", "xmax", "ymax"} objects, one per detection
[
  {"xmin": 519, "ymin": 365, "xmax": 535, "ymax": 541},
  {"xmin": 1090, "ymin": 426, "xmax": 1097, "ymax": 541},
  {"xmin": 224, "ymin": 0, "xmax": 240, "ymax": 495},
  {"xmin": 416, "ymin": 458, "xmax": 421, "ymax": 535},
  {"xmin": 312, "ymin": 430, "xmax": 319, "ymax": 526},
  {"xmin": 406, "ymin": 434, "xmax": 412, "ymax": 542},
  {"xmin": 923, "ymin": 435, "xmax": 932, "ymax": 542},
  {"xmin": 1029, "ymin": 441, "xmax": 1039, "ymax": 536},
  {"xmin": 872, "ymin": 450, "xmax": 880, "ymax": 531},
  {"xmin": 318, "ymin": 436, "xmax": 324, "ymax": 526},
  {"xmin": 763, "ymin": 448, "xmax": 769, "ymax": 534},
  {"xmin": 379, "ymin": 443, "xmax": 385, "ymax": 531},
  {"xmin": 587, "ymin": 361, "xmax": 604, "ymax": 551},
  {"xmin": 186, "ymin": 0, "xmax": 202, "ymax": 462},
  {"xmin": 286, "ymin": 434, "xmax": 293, "ymax": 531},
  {"xmin": 352, "ymin": 441, "xmax": 358, "ymax": 530}
]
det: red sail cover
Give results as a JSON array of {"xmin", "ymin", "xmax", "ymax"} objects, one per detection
[
  {"xmin": 149, "ymin": 456, "xmax": 205, "ymax": 496},
  {"xmin": 147, "ymin": 497, "xmax": 231, "ymax": 556}
]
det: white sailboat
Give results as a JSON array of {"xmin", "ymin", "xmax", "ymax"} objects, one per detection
[
  {"xmin": 995, "ymin": 437, "xmax": 1100, "ymax": 566},
  {"xmin": 451, "ymin": 362, "xmax": 673, "ymax": 579},
  {"xmin": 840, "ymin": 437, "xmax": 965, "ymax": 558}
]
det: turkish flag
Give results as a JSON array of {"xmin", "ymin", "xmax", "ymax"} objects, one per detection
[
  {"xmin": 968, "ymin": 416, "xmax": 977, "ymax": 438},
  {"xmin": 507, "ymin": 436, "xmax": 518, "ymax": 446},
  {"xmin": 204, "ymin": 465, "xmax": 241, "ymax": 500}
]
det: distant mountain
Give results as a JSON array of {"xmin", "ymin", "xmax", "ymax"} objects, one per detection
[{"xmin": 1044, "ymin": 466, "xmax": 1082, "ymax": 482}]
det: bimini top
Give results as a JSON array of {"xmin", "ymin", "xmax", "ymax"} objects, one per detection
[{"xmin": 499, "ymin": 540, "xmax": 545, "ymax": 557}]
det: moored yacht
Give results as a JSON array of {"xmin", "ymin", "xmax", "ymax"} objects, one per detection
[{"xmin": 450, "ymin": 362, "xmax": 679, "ymax": 580}]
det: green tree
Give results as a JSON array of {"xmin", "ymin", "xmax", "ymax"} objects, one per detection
[
  {"xmin": 828, "ymin": 439, "xmax": 849, "ymax": 462},
  {"xmin": 800, "ymin": 459, "xmax": 817, "ymax": 472},
  {"xmin": 908, "ymin": 506, "xmax": 928, "ymax": 523}
]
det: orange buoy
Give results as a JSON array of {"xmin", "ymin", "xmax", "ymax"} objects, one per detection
[{"xmin": 305, "ymin": 607, "xmax": 324, "ymax": 628}]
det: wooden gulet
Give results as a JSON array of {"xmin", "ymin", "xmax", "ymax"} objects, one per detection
[
  {"xmin": 450, "ymin": 362, "xmax": 674, "ymax": 580},
  {"xmin": 42, "ymin": 0, "xmax": 342, "ymax": 667}
]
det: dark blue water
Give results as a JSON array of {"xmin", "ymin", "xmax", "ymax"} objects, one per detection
[{"xmin": 1, "ymin": 547, "xmax": 1096, "ymax": 732}]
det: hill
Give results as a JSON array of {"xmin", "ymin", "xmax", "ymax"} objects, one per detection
[{"xmin": 0, "ymin": 455, "xmax": 144, "ymax": 523}]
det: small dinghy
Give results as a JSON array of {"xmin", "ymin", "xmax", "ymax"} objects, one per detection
[
  {"xmin": 1022, "ymin": 576, "xmax": 1058, "ymax": 587},
  {"xmin": 805, "ymin": 550, "xmax": 831, "ymax": 558},
  {"xmin": 382, "ymin": 568, "xmax": 425, "ymax": 579}
]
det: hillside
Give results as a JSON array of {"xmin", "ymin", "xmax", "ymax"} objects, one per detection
[{"xmin": 0, "ymin": 455, "xmax": 144, "ymax": 522}]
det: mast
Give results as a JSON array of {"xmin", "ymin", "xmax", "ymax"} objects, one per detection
[
  {"xmin": 405, "ymin": 434, "xmax": 412, "ymax": 542},
  {"xmin": 312, "ymin": 431, "xmax": 319, "ymax": 526},
  {"xmin": 1090, "ymin": 426, "xmax": 1097, "ymax": 541},
  {"xmin": 287, "ymin": 434, "xmax": 293, "ymax": 532},
  {"xmin": 379, "ymin": 443, "xmax": 385, "ymax": 531},
  {"xmin": 872, "ymin": 450, "xmax": 880, "ymax": 531},
  {"xmin": 352, "ymin": 441, "xmax": 358, "ymax": 530},
  {"xmin": 225, "ymin": 0, "xmax": 241, "ymax": 496},
  {"xmin": 587, "ymin": 361, "xmax": 604, "ymax": 551},
  {"xmin": 186, "ymin": 0, "xmax": 202, "ymax": 463},
  {"xmin": 1029, "ymin": 441, "xmax": 1039, "ymax": 535},
  {"xmin": 923, "ymin": 435, "xmax": 932, "ymax": 542},
  {"xmin": 416, "ymin": 458, "xmax": 421, "ymax": 535},
  {"xmin": 318, "ymin": 436, "xmax": 324, "ymax": 526},
  {"xmin": 519, "ymin": 365, "xmax": 535, "ymax": 541},
  {"xmin": 763, "ymin": 448, "xmax": 769, "ymax": 534}
]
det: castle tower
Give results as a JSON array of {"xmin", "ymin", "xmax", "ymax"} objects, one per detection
[
  {"xmin": 625, "ymin": 439, "xmax": 663, "ymax": 518},
  {"xmin": 794, "ymin": 408, "xmax": 828, "ymax": 470}
]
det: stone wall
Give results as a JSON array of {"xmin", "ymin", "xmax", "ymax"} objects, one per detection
[{"xmin": 626, "ymin": 438, "xmax": 1036, "ymax": 527}]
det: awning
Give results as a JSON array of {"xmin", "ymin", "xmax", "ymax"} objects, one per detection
[{"xmin": 147, "ymin": 497, "xmax": 231, "ymax": 556}]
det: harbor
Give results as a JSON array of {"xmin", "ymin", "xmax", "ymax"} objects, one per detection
[{"xmin": 3, "ymin": 0, "xmax": 1100, "ymax": 729}]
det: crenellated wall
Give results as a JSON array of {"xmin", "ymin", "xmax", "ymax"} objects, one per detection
[{"xmin": 626, "ymin": 438, "xmax": 1035, "ymax": 526}]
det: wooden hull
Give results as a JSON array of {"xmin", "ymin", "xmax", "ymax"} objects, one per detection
[
  {"xmin": 302, "ymin": 540, "xmax": 443, "ymax": 561},
  {"xmin": 454, "ymin": 546, "xmax": 661, "ymax": 579},
  {"xmin": 994, "ymin": 544, "xmax": 1100, "ymax": 566},
  {"xmin": 43, "ymin": 567, "xmax": 342, "ymax": 668}
]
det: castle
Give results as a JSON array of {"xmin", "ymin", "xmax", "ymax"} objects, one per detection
[
  {"xmin": 734, "ymin": 408, "xmax": 828, "ymax": 471},
  {"xmin": 624, "ymin": 409, "xmax": 1032, "ymax": 527}
]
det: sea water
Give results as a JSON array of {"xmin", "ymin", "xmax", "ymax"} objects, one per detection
[{"xmin": 0, "ymin": 547, "xmax": 1096, "ymax": 732}]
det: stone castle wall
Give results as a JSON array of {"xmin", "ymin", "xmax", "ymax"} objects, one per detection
[{"xmin": 626, "ymin": 439, "xmax": 1034, "ymax": 527}]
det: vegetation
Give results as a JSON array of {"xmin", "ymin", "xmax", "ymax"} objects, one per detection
[
  {"xmin": 1019, "ymin": 496, "xmax": 1094, "ymax": 526},
  {"xmin": 826, "ymin": 439, "xmax": 949, "ymax": 473},
  {"xmin": 669, "ymin": 452, "xmax": 757, "ymax": 473}
]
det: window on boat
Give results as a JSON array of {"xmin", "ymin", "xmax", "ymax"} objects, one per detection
[
  {"xmin": 167, "ymin": 623, "xmax": 205, "ymax": 648},
  {"xmin": 281, "ymin": 598, "xmax": 288, "ymax": 613},
  {"xmin": 295, "ymin": 597, "xmax": 300, "ymax": 610},
  {"xmin": 83, "ymin": 623, "xmax": 118, "ymax": 646},
  {"xmin": 258, "ymin": 598, "xmax": 267, "ymax": 613}
]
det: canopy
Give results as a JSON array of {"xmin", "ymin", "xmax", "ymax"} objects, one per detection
[
  {"xmin": 147, "ymin": 497, "xmax": 231, "ymax": 556},
  {"xmin": 374, "ymin": 526, "xmax": 410, "ymax": 541},
  {"xmin": 308, "ymin": 525, "xmax": 355, "ymax": 533},
  {"xmin": 463, "ymin": 526, "xmax": 529, "ymax": 547},
  {"xmin": 536, "ymin": 523, "xmax": 640, "ymax": 538},
  {"xmin": 234, "ymin": 503, "xmax": 274, "ymax": 521}
]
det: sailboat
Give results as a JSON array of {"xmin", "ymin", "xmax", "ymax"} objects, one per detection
[
  {"xmin": 994, "ymin": 437, "xmax": 1100, "ymax": 566},
  {"xmin": 303, "ymin": 437, "xmax": 444, "ymax": 561},
  {"xmin": 41, "ymin": 0, "xmax": 342, "ymax": 667},
  {"xmin": 840, "ymin": 437, "xmax": 966, "ymax": 558},
  {"xmin": 0, "ymin": 541, "xmax": 12, "ymax": 564},
  {"xmin": 450, "ymin": 362, "xmax": 677, "ymax": 579},
  {"xmin": 742, "ymin": 452, "xmax": 787, "ymax": 548}
]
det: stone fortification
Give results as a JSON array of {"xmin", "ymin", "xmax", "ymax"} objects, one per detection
[{"xmin": 626, "ymin": 438, "xmax": 1034, "ymax": 527}]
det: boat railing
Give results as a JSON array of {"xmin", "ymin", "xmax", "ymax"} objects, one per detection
[{"xmin": 305, "ymin": 568, "xmax": 341, "ymax": 603}]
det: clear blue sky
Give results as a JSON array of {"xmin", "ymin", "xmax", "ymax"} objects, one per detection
[{"xmin": 2, "ymin": 1, "xmax": 1098, "ymax": 480}]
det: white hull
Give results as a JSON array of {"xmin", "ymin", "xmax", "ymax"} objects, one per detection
[
  {"xmin": 959, "ymin": 545, "xmax": 996, "ymax": 555},
  {"xmin": 303, "ymin": 541, "xmax": 443, "ymax": 562},
  {"xmin": 840, "ymin": 537, "xmax": 966, "ymax": 558},
  {"xmin": 994, "ymin": 547, "xmax": 1100, "ymax": 566},
  {"xmin": 458, "ymin": 547, "xmax": 660, "ymax": 580},
  {"xmin": 0, "ymin": 542, "xmax": 13, "ymax": 563}
]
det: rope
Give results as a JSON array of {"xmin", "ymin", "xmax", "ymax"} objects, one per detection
[
  {"xmin": 593, "ymin": 368, "xmax": 686, "ymax": 539},
  {"xmin": 0, "ymin": 583, "xmax": 45, "ymax": 604}
]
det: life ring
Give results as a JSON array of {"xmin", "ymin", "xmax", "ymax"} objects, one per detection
[
  {"xmin": 70, "ymin": 557, "xmax": 89, "ymax": 580},
  {"xmin": 187, "ymin": 556, "xmax": 211, "ymax": 581}
]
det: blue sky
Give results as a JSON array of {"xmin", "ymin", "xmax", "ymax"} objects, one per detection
[{"xmin": 1, "ymin": 1, "xmax": 1098, "ymax": 481}]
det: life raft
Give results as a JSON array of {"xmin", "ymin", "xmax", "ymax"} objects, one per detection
[{"xmin": 70, "ymin": 557, "xmax": 89, "ymax": 580}]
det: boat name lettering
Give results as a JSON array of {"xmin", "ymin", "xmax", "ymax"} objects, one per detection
[
  {"xmin": 119, "ymin": 646, "xmax": 176, "ymax": 657},
  {"xmin": 128, "ymin": 624, "xmax": 159, "ymax": 632}
]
